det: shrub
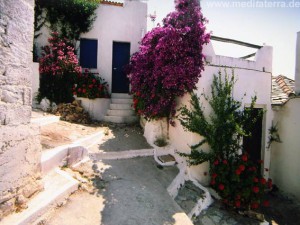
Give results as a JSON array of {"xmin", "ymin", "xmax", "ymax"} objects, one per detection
[
  {"xmin": 34, "ymin": 0, "xmax": 98, "ymax": 41},
  {"xmin": 74, "ymin": 69, "xmax": 110, "ymax": 99},
  {"xmin": 127, "ymin": 0, "xmax": 210, "ymax": 122},
  {"xmin": 38, "ymin": 32, "xmax": 81, "ymax": 104},
  {"xmin": 179, "ymin": 70, "xmax": 270, "ymax": 210}
]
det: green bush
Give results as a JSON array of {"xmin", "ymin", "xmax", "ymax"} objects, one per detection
[{"xmin": 179, "ymin": 70, "xmax": 271, "ymax": 210}]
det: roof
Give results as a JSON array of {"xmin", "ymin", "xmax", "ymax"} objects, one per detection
[
  {"xmin": 101, "ymin": 0, "xmax": 124, "ymax": 6},
  {"xmin": 272, "ymin": 75, "xmax": 295, "ymax": 105}
]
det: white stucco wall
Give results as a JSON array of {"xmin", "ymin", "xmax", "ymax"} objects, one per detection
[
  {"xmin": 271, "ymin": 97, "xmax": 300, "ymax": 200},
  {"xmin": 79, "ymin": 1, "xmax": 147, "ymax": 93},
  {"xmin": 167, "ymin": 43, "xmax": 273, "ymax": 184},
  {"xmin": 34, "ymin": 1, "xmax": 147, "ymax": 94}
]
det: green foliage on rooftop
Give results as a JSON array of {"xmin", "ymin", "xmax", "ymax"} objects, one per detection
[{"xmin": 34, "ymin": 0, "xmax": 99, "ymax": 41}]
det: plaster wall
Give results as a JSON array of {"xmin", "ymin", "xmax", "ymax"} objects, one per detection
[
  {"xmin": 35, "ymin": 1, "xmax": 147, "ymax": 94},
  {"xmin": 80, "ymin": 1, "xmax": 147, "ymax": 93},
  {"xmin": 154, "ymin": 43, "xmax": 273, "ymax": 184},
  {"xmin": 271, "ymin": 98, "xmax": 300, "ymax": 200}
]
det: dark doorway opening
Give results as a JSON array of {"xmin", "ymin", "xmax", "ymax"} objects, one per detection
[
  {"xmin": 243, "ymin": 108, "xmax": 264, "ymax": 171},
  {"xmin": 112, "ymin": 42, "xmax": 131, "ymax": 93}
]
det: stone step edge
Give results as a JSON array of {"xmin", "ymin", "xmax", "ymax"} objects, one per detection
[
  {"xmin": 30, "ymin": 115, "xmax": 60, "ymax": 126},
  {"xmin": 41, "ymin": 130, "xmax": 104, "ymax": 174},
  {"xmin": 89, "ymin": 149, "xmax": 155, "ymax": 160},
  {"xmin": 1, "ymin": 168, "xmax": 79, "ymax": 225}
]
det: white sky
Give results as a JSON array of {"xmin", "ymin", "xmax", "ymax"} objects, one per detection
[{"xmin": 145, "ymin": 0, "xmax": 300, "ymax": 79}]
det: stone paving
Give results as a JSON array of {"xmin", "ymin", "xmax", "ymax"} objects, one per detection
[
  {"xmin": 194, "ymin": 201, "xmax": 260, "ymax": 225},
  {"xmin": 31, "ymin": 123, "xmax": 300, "ymax": 225}
]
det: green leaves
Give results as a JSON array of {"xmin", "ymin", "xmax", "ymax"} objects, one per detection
[
  {"xmin": 178, "ymin": 70, "xmax": 269, "ymax": 209},
  {"xmin": 35, "ymin": 0, "xmax": 98, "ymax": 41}
]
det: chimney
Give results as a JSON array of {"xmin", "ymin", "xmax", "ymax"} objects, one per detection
[{"xmin": 295, "ymin": 31, "xmax": 300, "ymax": 95}]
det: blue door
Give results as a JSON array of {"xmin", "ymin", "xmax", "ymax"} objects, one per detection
[
  {"xmin": 112, "ymin": 42, "xmax": 130, "ymax": 93},
  {"xmin": 80, "ymin": 39, "xmax": 98, "ymax": 68}
]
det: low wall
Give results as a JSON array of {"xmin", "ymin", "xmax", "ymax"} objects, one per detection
[
  {"xmin": 271, "ymin": 97, "xmax": 300, "ymax": 200},
  {"xmin": 76, "ymin": 97, "xmax": 110, "ymax": 121}
]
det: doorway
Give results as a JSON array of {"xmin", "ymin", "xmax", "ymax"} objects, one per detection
[
  {"xmin": 243, "ymin": 108, "xmax": 264, "ymax": 171},
  {"xmin": 112, "ymin": 42, "xmax": 131, "ymax": 93}
]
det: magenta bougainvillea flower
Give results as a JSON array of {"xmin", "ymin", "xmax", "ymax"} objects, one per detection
[{"xmin": 127, "ymin": 0, "xmax": 210, "ymax": 121}]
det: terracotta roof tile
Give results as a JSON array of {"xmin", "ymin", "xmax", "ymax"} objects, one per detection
[
  {"xmin": 272, "ymin": 75, "xmax": 295, "ymax": 105},
  {"xmin": 101, "ymin": 0, "xmax": 123, "ymax": 6}
]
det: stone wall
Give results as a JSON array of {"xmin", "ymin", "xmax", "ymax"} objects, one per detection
[{"xmin": 0, "ymin": 0, "xmax": 42, "ymax": 218}]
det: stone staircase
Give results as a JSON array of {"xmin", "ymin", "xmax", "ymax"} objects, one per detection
[{"xmin": 104, "ymin": 93, "xmax": 139, "ymax": 124}]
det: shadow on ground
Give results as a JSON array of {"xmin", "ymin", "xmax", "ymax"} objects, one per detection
[{"xmin": 98, "ymin": 124, "xmax": 152, "ymax": 152}]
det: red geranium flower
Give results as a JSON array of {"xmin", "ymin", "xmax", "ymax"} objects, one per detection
[
  {"xmin": 210, "ymin": 179, "xmax": 216, "ymax": 185},
  {"xmin": 235, "ymin": 200, "xmax": 241, "ymax": 208},
  {"xmin": 223, "ymin": 159, "xmax": 228, "ymax": 165},
  {"xmin": 218, "ymin": 183, "xmax": 225, "ymax": 191},
  {"xmin": 252, "ymin": 186, "xmax": 259, "ymax": 193},
  {"xmin": 213, "ymin": 160, "xmax": 219, "ymax": 165},
  {"xmin": 260, "ymin": 178, "xmax": 266, "ymax": 185},
  {"xmin": 239, "ymin": 165, "xmax": 245, "ymax": 171},
  {"xmin": 251, "ymin": 202, "xmax": 259, "ymax": 209},
  {"xmin": 262, "ymin": 200, "xmax": 270, "ymax": 207},
  {"xmin": 241, "ymin": 154, "xmax": 248, "ymax": 162},
  {"xmin": 253, "ymin": 177, "xmax": 259, "ymax": 183},
  {"xmin": 82, "ymin": 89, "xmax": 86, "ymax": 93},
  {"xmin": 267, "ymin": 179, "xmax": 273, "ymax": 189},
  {"xmin": 212, "ymin": 173, "xmax": 217, "ymax": 178},
  {"xmin": 235, "ymin": 169, "xmax": 241, "ymax": 175}
]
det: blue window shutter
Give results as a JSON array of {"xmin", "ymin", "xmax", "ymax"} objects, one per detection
[{"xmin": 80, "ymin": 39, "xmax": 98, "ymax": 68}]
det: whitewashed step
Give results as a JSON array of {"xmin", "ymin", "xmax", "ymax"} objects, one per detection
[
  {"xmin": 111, "ymin": 98, "xmax": 133, "ymax": 104},
  {"xmin": 110, "ymin": 103, "xmax": 132, "ymax": 110},
  {"xmin": 111, "ymin": 93, "xmax": 132, "ymax": 99},
  {"xmin": 104, "ymin": 115, "xmax": 139, "ymax": 124},
  {"xmin": 107, "ymin": 109, "xmax": 135, "ymax": 116},
  {"xmin": 1, "ymin": 168, "xmax": 78, "ymax": 225}
]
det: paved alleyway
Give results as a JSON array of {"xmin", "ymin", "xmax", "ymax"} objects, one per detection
[{"xmin": 43, "ymin": 124, "xmax": 300, "ymax": 225}]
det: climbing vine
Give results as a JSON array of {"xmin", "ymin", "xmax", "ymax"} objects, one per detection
[{"xmin": 127, "ymin": 0, "xmax": 210, "ymax": 122}]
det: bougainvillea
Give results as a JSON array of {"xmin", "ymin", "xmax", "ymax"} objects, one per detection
[
  {"xmin": 38, "ymin": 32, "xmax": 81, "ymax": 103},
  {"xmin": 127, "ymin": 0, "xmax": 210, "ymax": 121},
  {"xmin": 74, "ymin": 69, "xmax": 110, "ymax": 99},
  {"xmin": 179, "ymin": 71, "xmax": 271, "ymax": 210}
]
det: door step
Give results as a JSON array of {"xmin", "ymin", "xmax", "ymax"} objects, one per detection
[
  {"xmin": 111, "ymin": 98, "xmax": 133, "ymax": 104},
  {"xmin": 104, "ymin": 93, "xmax": 138, "ymax": 124},
  {"xmin": 111, "ymin": 93, "xmax": 132, "ymax": 99},
  {"xmin": 103, "ymin": 115, "xmax": 138, "ymax": 124}
]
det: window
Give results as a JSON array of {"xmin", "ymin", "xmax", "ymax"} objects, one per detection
[{"xmin": 80, "ymin": 38, "xmax": 98, "ymax": 68}]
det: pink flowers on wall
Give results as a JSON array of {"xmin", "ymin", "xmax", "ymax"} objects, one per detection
[{"xmin": 127, "ymin": 0, "xmax": 210, "ymax": 121}]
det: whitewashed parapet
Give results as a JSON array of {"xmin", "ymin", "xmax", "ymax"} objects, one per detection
[{"xmin": 203, "ymin": 42, "xmax": 273, "ymax": 73}]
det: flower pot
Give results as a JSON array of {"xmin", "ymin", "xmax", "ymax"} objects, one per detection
[{"xmin": 144, "ymin": 117, "xmax": 168, "ymax": 146}]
